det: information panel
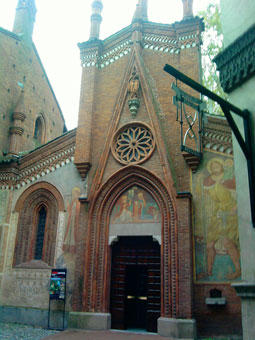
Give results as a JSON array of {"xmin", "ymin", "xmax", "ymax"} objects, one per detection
[{"xmin": 49, "ymin": 269, "xmax": 66, "ymax": 300}]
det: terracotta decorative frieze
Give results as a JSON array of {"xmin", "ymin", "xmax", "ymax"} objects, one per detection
[
  {"xmin": 203, "ymin": 128, "xmax": 232, "ymax": 154},
  {"xmin": 80, "ymin": 49, "xmax": 100, "ymax": 68},
  {"xmin": 81, "ymin": 21, "xmax": 200, "ymax": 70},
  {"xmin": 80, "ymin": 39, "xmax": 132, "ymax": 69},
  {"xmin": 99, "ymin": 40, "xmax": 132, "ymax": 69},
  {"xmin": 179, "ymin": 35, "xmax": 198, "ymax": 50},
  {"xmin": 81, "ymin": 29, "xmax": 199, "ymax": 70},
  {"xmin": 143, "ymin": 32, "xmax": 199, "ymax": 54},
  {"xmin": 0, "ymin": 133, "xmax": 76, "ymax": 190},
  {"xmin": 203, "ymin": 116, "xmax": 233, "ymax": 155},
  {"xmin": 214, "ymin": 24, "xmax": 255, "ymax": 93}
]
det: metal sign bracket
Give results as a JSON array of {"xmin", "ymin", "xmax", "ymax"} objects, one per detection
[{"xmin": 164, "ymin": 63, "xmax": 255, "ymax": 228}]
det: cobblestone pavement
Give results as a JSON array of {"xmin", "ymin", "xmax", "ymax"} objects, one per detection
[{"xmin": 0, "ymin": 323, "xmax": 60, "ymax": 340}]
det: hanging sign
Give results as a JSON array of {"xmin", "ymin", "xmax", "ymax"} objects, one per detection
[{"xmin": 49, "ymin": 269, "xmax": 66, "ymax": 300}]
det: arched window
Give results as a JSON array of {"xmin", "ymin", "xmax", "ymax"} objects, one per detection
[
  {"xmin": 13, "ymin": 187, "xmax": 59, "ymax": 267},
  {"xmin": 34, "ymin": 206, "xmax": 47, "ymax": 260},
  {"xmin": 33, "ymin": 116, "xmax": 44, "ymax": 143}
]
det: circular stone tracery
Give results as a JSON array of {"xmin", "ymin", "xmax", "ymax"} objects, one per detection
[{"xmin": 112, "ymin": 124, "xmax": 155, "ymax": 165}]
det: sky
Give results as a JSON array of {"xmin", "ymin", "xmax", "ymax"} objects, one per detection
[{"xmin": 0, "ymin": 0, "xmax": 212, "ymax": 130}]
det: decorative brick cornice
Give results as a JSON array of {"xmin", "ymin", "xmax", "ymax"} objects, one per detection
[
  {"xmin": 232, "ymin": 282, "xmax": 255, "ymax": 298},
  {"xmin": 79, "ymin": 38, "xmax": 132, "ymax": 69},
  {"xmin": 79, "ymin": 17, "xmax": 202, "ymax": 70},
  {"xmin": 81, "ymin": 29, "xmax": 199, "ymax": 69},
  {"xmin": 202, "ymin": 115, "xmax": 233, "ymax": 155},
  {"xmin": 143, "ymin": 32, "xmax": 199, "ymax": 55},
  {"xmin": 182, "ymin": 152, "xmax": 201, "ymax": 172},
  {"xmin": 0, "ymin": 130, "xmax": 76, "ymax": 190},
  {"xmin": 214, "ymin": 24, "xmax": 255, "ymax": 93},
  {"xmin": 74, "ymin": 162, "xmax": 91, "ymax": 180}
]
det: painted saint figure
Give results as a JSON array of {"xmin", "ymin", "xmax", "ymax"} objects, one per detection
[
  {"xmin": 63, "ymin": 187, "xmax": 81, "ymax": 254},
  {"xmin": 128, "ymin": 69, "xmax": 140, "ymax": 98},
  {"xmin": 111, "ymin": 195, "xmax": 133, "ymax": 223},
  {"xmin": 111, "ymin": 187, "xmax": 160, "ymax": 223},
  {"xmin": 197, "ymin": 158, "xmax": 241, "ymax": 280}
]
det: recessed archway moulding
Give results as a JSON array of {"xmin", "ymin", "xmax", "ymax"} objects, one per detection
[
  {"xmin": 14, "ymin": 181, "xmax": 65, "ymax": 213},
  {"xmin": 81, "ymin": 165, "xmax": 179, "ymax": 318}
]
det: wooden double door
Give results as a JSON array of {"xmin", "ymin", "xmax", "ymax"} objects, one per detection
[{"xmin": 110, "ymin": 236, "xmax": 160, "ymax": 333}]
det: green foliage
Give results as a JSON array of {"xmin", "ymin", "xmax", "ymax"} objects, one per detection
[{"xmin": 198, "ymin": 0, "xmax": 227, "ymax": 115}]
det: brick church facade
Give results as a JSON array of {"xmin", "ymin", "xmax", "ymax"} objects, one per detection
[{"xmin": 0, "ymin": 0, "xmax": 242, "ymax": 338}]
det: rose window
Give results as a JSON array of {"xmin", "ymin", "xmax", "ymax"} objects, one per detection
[{"xmin": 112, "ymin": 125, "xmax": 155, "ymax": 165}]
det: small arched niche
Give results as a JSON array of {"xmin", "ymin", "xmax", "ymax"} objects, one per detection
[{"xmin": 33, "ymin": 115, "xmax": 45, "ymax": 144}]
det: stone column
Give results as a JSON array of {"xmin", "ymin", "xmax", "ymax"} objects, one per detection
[
  {"xmin": 89, "ymin": 0, "xmax": 103, "ymax": 40},
  {"xmin": 8, "ymin": 90, "xmax": 26, "ymax": 155},
  {"xmin": 9, "ymin": 112, "xmax": 26, "ymax": 155},
  {"xmin": 182, "ymin": 0, "xmax": 194, "ymax": 19}
]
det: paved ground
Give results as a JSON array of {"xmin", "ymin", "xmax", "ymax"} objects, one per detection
[
  {"xmin": 44, "ymin": 329, "xmax": 169, "ymax": 340},
  {"xmin": 0, "ymin": 324, "xmax": 170, "ymax": 340},
  {"xmin": 44, "ymin": 330, "xmax": 239, "ymax": 340},
  {"xmin": 0, "ymin": 323, "xmax": 59, "ymax": 339},
  {"xmin": 0, "ymin": 323, "xmax": 240, "ymax": 340}
]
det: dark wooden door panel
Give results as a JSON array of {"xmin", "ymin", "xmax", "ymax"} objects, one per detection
[{"xmin": 110, "ymin": 236, "xmax": 160, "ymax": 332}]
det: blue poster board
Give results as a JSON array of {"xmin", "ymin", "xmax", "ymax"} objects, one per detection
[{"xmin": 48, "ymin": 268, "xmax": 67, "ymax": 330}]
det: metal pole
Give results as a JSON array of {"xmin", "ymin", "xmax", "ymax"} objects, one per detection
[{"xmin": 164, "ymin": 64, "xmax": 249, "ymax": 118}]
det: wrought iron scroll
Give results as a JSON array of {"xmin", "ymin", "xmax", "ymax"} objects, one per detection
[
  {"xmin": 172, "ymin": 82, "xmax": 205, "ymax": 158},
  {"xmin": 164, "ymin": 63, "xmax": 255, "ymax": 228}
]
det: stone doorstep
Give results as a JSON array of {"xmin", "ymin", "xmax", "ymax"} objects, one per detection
[{"xmin": 158, "ymin": 317, "xmax": 197, "ymax": 339}]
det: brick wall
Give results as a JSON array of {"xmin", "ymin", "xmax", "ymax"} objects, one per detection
[
  {"xmin": 194, "ymin": 284, "xmax": 242, "ymax": 336},
  {"xmin": 0, "ymin": 29, "xmax": 65, "ymax": 155},
  {"xmin": 13, "ymin": 188, "xmax": 59, "ymax": 266}
]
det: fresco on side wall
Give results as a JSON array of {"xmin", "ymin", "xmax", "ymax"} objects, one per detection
[
  {"xmin": 193, "ymin": 153, "xmax": 241, "ymax": 282},
  {"xmin": 55, "ymin": 187, "xmax": 81, "ymax": 310},
  {"xmin": 62, "ymin": 187, "xmax": 81, "ymax": 254},
  {"xmin": 110, "ymin": 186, "xmax": 160, "ymax": 224}
]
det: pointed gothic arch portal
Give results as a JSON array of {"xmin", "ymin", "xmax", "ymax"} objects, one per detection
[
  {"xmin": 109, "ymin": 185, "xmax": 162, "ymax": 332},
  {"xmin": 82, "ymin": 166, "xmax": 178, "ymax": 331}
]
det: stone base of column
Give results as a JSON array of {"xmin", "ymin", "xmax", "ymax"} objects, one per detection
[
  {"xmin": 232, "ymin": 282, "xmax": 255, "ymax": 340},
  {"xmin": 158, "ymin": 317, "xmax": 197, "ymax": 339},
  {"xmin": 68, "ymin": 312, "xmax": 111, "ymax": 330}
]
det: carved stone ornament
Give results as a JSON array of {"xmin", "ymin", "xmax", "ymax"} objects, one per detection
[
  {"xmin": 128, "ymin": 98, "xmax": 140, "ymax": 118},
  {"xmin": 111, "ymin": 123, "xmax": 155, "ymax": 165},
  {"xmin": 128, "ymin": 68, "xmax": 140, "ymax": 98},
  {"xmin": 214, "ymin": 24, "xmax": 255, "ymax": 93}
]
